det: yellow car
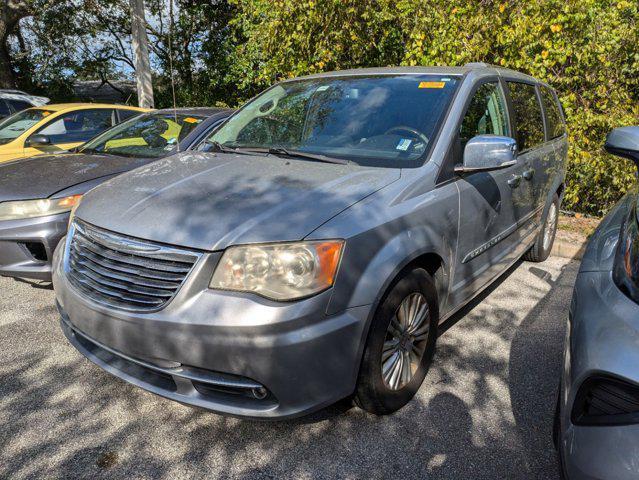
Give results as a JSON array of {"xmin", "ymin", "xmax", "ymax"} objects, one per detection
[{"xmin": 0, "ymin": 103, "xmax": 148, "ymax": 163}]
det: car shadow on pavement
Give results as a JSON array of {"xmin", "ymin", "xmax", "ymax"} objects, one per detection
[{"xmin": 0, "ymin": 257, "xmax": 578, "ymax": 480}]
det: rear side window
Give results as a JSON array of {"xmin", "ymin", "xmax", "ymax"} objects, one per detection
[
  {"xmin": 0, "ymin": 100, "xmax": 10, "ymax": 118},
  {"xmin": 460, "ymin": 82, "xmax": 509, "ymax": 148},
  {"xmin": 540, "ymin": 86, "xmax": 565, "ymax": 139},
  {"xmin": 507, "ymin": 82, "xmax": 545, "ymax": 152},
  {"xmin": 7, "ymin": 99, "xmax": 32, "ymax": 113}
]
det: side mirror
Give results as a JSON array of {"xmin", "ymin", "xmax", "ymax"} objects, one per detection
[
  {"xmin": 604, "ymin": 126, "xmax": 639, "ymax": 168},
  {"xmin": 455, "ymin": 135, "xmax": 518, "ymax": 173},
  {"xmin": 26, "ymin": 134, "xmax": 51, "ymax": 147}
]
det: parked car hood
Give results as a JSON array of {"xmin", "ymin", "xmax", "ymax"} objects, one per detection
[
  {"xmin": 0, "ymin": 153, "xmax": 154, "ymax": 202},
  {"xmin": 77, "ymin": 151, "xmax": 401, "ymax": 251}
]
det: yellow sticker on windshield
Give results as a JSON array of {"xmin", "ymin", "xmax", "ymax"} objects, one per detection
[
  {"xmin": 184, "ymin": 117, "xmax": 199, "ymax": 123},
  {"xmin": 418, "ymin": 81, "xmax": 445, "ymax": 89},
  {"xmin": 42, "ymin": 111, "xmax": 52, "ymax": 116}
]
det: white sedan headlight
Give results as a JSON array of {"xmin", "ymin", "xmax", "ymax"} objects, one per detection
[
  {"xmin": 210, "ymin": 240, "xmax": 344, "ymax": 301},
  {"xmin": 0, "ymin": 195, "xmax": 82, "ymax": 221}
]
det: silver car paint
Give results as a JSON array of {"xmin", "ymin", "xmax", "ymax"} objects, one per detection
[
  {"xmin": 53, "ymin": 66, "xmax": 568, "ymax": 418},
  {"xmin": 559, "ymin": 191, "xmax": 639, "ymax": 479}
]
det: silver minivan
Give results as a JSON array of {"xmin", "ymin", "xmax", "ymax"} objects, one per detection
[{"xmin": 53, "ymin": 64, "xmax": 568, "ymax": 419}]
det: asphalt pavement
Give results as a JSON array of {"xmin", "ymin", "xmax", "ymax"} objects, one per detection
[{"xmin": 0, "ymin": 255, "xmax": 578, "ymax": 479}]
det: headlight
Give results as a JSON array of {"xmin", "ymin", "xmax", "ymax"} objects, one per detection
[
  {"xmin": 613, "ymin": 199, "xmax": 639, "ymax": 303},
  {"xmin": 67, "ymin": 195, "xmax": 82, "ymax": 227},
  {"xmin": 210, "ymin": 240, "xmax": 344, "ymax": 301},
  {"xmin": 0, "ymin": 195, "xmax": 82, "ymax": 221}
]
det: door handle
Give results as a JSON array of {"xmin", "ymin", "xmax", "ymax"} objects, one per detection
[
  {"xmin": 523, "ymin": 168, "xmax": 535, "ymax": 181},
  {"xmin": 508, "ymin": 175, "xmax": 522, "ymax": 188}
]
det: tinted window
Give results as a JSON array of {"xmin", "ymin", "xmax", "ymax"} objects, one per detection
[
  {"xmin": 507, "ymin": 82, "xmax": 545, "ymax": 151},
  {"xmin": 81, "ymin": 112, "xmax": 205, "ymax": 158},
  {"xmin": 36, "ymin": 109, "xmax": 115, "ymax": 143},
  {"xmin": 7, "ymin": 99, "xmax": 32, "ymax": 112},
  {"xmin": 118, "ymin": 109, "xmax": 141, "ymax": 122},
  {"xmin": 207, "ymin": 75, "xmax": 461, "ymax": 167},
  {"xmin": 0, "ymin": 100, "xmax": 10, "ymax": 118},
  {"xmin": 460, "ymin": 82, "xmax": 508, "ymax": 147},
  {"xmin": 540, "ymin": 86, "xmax": 565, "ymax": 139}
]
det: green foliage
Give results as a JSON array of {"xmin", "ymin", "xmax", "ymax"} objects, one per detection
[{"xmin": 230, "ymin": 0, "xmax": 639, "ymax": 215}]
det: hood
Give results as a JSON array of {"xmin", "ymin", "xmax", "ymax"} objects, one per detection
[
  {"xmin": 77, "ymin": 151, "xmax": 401, "ymax": 251},
  {"xmin": 0, "ymin": 153, "xmax": 154, "ymax": 202}
]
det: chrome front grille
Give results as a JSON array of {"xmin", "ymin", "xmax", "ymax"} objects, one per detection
[{"xmin": 67, "ymin": 221, "xmax": 200, "ymax": 311}]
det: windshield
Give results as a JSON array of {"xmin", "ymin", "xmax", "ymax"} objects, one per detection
[
  {"xmin": 80, "ymin": 112, "xmax": 205, "ymax": 158},
  {"xmin": 0, "ymin": 109, "xmax": 53, "ymax": 145},
  {"xmin": 206, "ymin": 74, "xmax": 460, "ymax": 167}
]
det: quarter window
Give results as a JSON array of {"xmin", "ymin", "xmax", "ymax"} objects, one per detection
[
  {"xmin": 507, "ymin": 82, "xmax": 545, "ymax": 152},
  {"xmin": 540, "ymin": 86, "xmax": 565, "ymax": 139},
  {"xmin": 460, "ymin": 82, "xmax": 509, "ymax": 148}
]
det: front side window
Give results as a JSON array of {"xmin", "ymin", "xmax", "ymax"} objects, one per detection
[
  {"xmin": 0, "ymin": 108, "xmax": 53, "ymax": 145},
  {"xmin": 205, "ymin": 75, "xmax": 461, "ymax": 167},
  {"xmin": 35, "ymin": 109, "xmax": 115, "ymax": 144},
  {"xmin": 540, "ymin": 86, "xmax": 565, "ymax": 139},
  {"xmin": 507, "ymin": 82, "xmax": 545, "ymax": 152},
  {"xmin": 460, "ymin": 82, "xmax": 509, "ymax": 148},
  {"xmin": 81, "ymin": 112, "xmax": 204, "ymax": 158}
]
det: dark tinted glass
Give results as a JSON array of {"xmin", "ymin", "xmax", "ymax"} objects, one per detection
[
  {"xmin": 37, "ymin": 109, "xmax": 115, "ymax": 143},
  {"xmin": 507, "ymin": 82, "xmax": 545, "ymax": 151},
  {"xmin": 118, "ymin": 109, "xmax": 141, "ymax": 122},
  {"xmin": 460, "ymin": 82, "xmax": 508, "ymax": 147},
  {"xmin": 0, "ymin": 100, "xmax": 10, "ymax": 117},
  {"xmin": 208, "ymin": 75, "xmax": 460, "ymax": 167},
  {"xmin": 7, "ymin": 99, "xmax": 32, "ymax": 112},
  {"xmin": 540, "ymin": 86, "xmax": 565, "ymax": 139}
]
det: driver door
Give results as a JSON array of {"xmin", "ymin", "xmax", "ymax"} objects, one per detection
[{"xmin": 450, "ymin": 80, "xmax": 525, "ymax": 305}]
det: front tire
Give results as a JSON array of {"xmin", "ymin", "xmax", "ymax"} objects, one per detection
[
  {"xmin": 524, "ymin": 192, "xmax": 560, "ymax": 262},
  {"xmin": 355, "ymin": 268, "xmax": 438, "ymax": 415}
]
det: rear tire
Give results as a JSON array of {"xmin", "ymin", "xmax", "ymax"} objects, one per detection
[
  {"xmin": 524, "ymin": 193, "xmax": 560, "ymax": 262},
  {"xmin": 355, "ymin": 268, "xmax": 438, "ymax": 415}
]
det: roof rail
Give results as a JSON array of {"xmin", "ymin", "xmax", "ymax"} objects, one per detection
[
  {"xmin": 464, "ymin": 62, "xmax": 494, "ymax": 68},
  {"xmin": 0, "ymin": 89, "xmax": 28, "ymax": 95}
]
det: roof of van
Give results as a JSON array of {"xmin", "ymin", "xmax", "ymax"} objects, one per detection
[{"xmin": 283, "ymin": 64, "xmax": 541, "ymax": 85}]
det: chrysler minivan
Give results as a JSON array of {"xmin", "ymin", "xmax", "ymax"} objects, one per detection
[{"xmin": 53, "ymin": 64, "xmax": 568, "ymax": 418}]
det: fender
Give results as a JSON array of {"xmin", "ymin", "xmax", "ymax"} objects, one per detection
[{"xmin": 326, "ymin": 224, "xmax": 455, "ymax": 317}]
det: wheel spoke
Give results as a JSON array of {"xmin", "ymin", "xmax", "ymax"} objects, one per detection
[
  {"xmin": 389, "ymin": 316, "xmax": 403, "ymax": 336},
  {"xmin": 382, "ymin": 351, "xmax": 400, "ymax": 385},
  {"xmin": 382, "ymin": 340, "xmax": 397, "ymax": 362},
  {"xmin": 399, "ymin": 299, "xmax": 410, "ymax": 329},
  {"xmin": 401, "ymin": 350, "xmax": 411, "ymax": 385},
  {"xmin": 389, "ymin": 353, "xmax": 403, "ymax": 389},
  {"xmin": 408, "ymin": 302, "xmax": 428, "ymax": 333}
]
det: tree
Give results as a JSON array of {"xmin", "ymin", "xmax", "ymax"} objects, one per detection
[{"xmin": 0, "ymin": 0, "xmax": 32, "ymax": 87}]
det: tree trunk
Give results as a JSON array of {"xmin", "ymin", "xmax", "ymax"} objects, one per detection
[
  {"xmin": 0, "ymin": 1, "xmax": 33, "ymax": 89},
  {"xmin": 0, "ymin": 22, "xmax": 15, "ymax": 87}
]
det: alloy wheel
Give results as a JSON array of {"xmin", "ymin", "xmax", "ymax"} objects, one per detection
[{"xmin": 381, "ymin": 292, "xmax": 430, "ymax": 390}]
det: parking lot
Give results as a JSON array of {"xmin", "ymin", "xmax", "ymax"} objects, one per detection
[{"xmin": 0, "ymin": 255, "xmax": 577, "ymax": 480}]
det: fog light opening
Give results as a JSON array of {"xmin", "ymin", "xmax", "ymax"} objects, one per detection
[{"xmin": 252, "ymin": 387, "xmax": 268, "ymax": 399}]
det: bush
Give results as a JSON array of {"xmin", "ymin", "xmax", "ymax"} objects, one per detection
[{"xmin": 230, "ymin": 0, "xmax": 639, "ymax": 216}]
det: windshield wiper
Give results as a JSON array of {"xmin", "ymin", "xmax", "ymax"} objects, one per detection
[
  {"xmin": 267, "ymin": 147, "xmax": 349, "ymax": 165},
  {"xmin": 207, "ymin": 141, "xmax": 259, "ymax": 156}
]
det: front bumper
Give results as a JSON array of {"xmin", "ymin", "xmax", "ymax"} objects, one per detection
[
  {"xmin": 52, "ymin": 240, "xmax": 370, "ymax": 419},
  {"xmin": 0, "ymin": 213, "xmax": 69, "ymax": 281},
  {"xmin": 560, "ymin": 270, "xmax": 639, "ymax": 479}
]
